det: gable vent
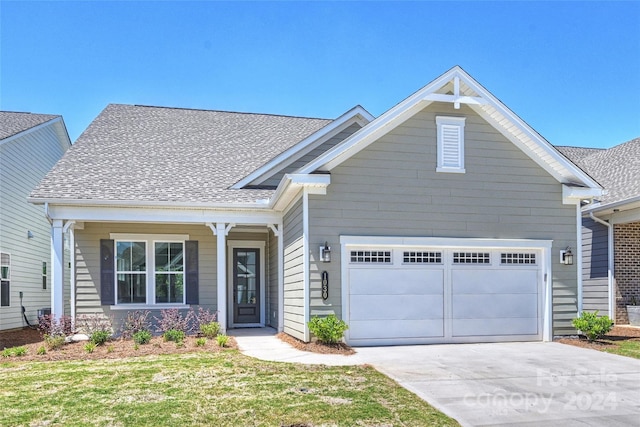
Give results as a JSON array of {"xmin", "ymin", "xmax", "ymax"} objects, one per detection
[{"xmin": 436, "ymin": 116, "xmax": 466, "ymax": 173}]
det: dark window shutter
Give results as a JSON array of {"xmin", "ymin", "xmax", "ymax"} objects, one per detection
[
  {"xmin": 100, "ymin": 239, "xmax": 115, "ymax": 305},
  {"xmin": 185, "ymin": 240, "xmax": 199, "ymax": 305}
]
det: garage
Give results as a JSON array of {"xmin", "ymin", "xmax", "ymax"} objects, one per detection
[{"xmin": 341, "ymin": 237, "xmax": 551, "ymax": 346}]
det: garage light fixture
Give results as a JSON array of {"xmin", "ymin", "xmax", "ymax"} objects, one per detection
[
  {"xmin": 560, "ymin": 247, "xmax": 574, "ymax": 265},
  {"xmin": 320, "ymin": 241, "xmax": 331, "ymax": 263}
]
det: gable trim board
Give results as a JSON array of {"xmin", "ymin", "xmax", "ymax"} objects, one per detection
[{"xmin": 0, "ymin": 117, "xmax": 71, "ymax": 151}]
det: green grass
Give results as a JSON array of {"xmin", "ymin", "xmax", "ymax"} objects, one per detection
[
  {"xmin": 603, "ymin": 340, "xmax": 640, "ymax": 359},
  {"xmin": 0, "ymin": 351, "xmax": 458, "ymax": 426}
]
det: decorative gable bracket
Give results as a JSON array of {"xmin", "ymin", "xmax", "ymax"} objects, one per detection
[{"xmin": 422, "ymin": 76, "xmax": 488, "ymax": 109}]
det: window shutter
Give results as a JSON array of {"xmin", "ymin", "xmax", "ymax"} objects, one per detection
[
  {"xmin": 100, "ymin": 239, "xmax": 115, "ymax": 305},
  {"xmin": 441, "ymin": 124, "xmax": 461, "ymax": 168},
  {"xmin": 185, "ymin": 240, "xmax": 199, "ymax": 305}
]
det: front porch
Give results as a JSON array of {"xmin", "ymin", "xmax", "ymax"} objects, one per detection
[{"xmin": 48, "ymin": 217, "xmax": 284, "ymax": 334}]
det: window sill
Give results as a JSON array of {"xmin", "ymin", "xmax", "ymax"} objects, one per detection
[
  {"xmin": 436, "ymin": 167, "xmax": 466, "ymax": 174},
  {"xmin": 109, "ymin": 304, "xmax": 190, "ymax": 310}
]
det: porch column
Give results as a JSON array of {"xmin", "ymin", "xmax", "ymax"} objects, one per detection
[
  {"xmin": 277, "ymin": 223, "xmax": 284, "ymax": 332},
  {"xmin": 216, "ymin": 222, "xmax": 227, "ymax": 333},
  {"xmin": 50, "ymin": 219, "xmax": 64, "ymax": 319}
]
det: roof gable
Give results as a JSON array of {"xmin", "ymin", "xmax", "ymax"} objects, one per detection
[
  {"xmin": 0, "ymin": 111, "xmax": 60, "ymax": 141},
  {"xmin": 298, "ymin": 66, "xmax": 601, "ymax": 191}
]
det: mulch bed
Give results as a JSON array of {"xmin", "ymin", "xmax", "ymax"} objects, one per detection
[
  {"xmin": 0, "ymin": 327, "xmax": 237, "ymax": 362},
  {"xmin": 555, "ymin": 325, "xmax": 640, "ymax": 350},
  {"xmin": 277, "ymin": 332, "xmax": 355, "ymax": 355}
]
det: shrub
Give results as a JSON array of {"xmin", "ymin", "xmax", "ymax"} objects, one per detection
[
  {"xmin": 38, "ymin": 314, "xmax": 74, "ymax": 337},
  {"xmin": 44, "ymin": 334, "xmax": 66, "ymax": 350},
  {"xmin": 192, "ymin": 307, "xmax": 218, "ymax": 331},
  {"xmin": 216, "ymin": 334, "xmax": 229, "ymax": 347},
  {"xmin": 163, "ymin": 329, "xmax": 185, "ymax": 343},
  {"xmin": 155, "ymin": 309, "xmax": 193, "ymax": 335},
  {"xmin": 572, "ymin": 311, "xmax": 614, "ymax": 342},
  {"xmin": 195, "ymin": 337, "xmax": 206, "ymax": 347},
  {"xmin": 120, "ymin": 310, "xmax": 151, "ymax": 339},
  {"xmin": 84, "ymin": 342, "xmax": 97, "ymax": 353},
  {"xmin": 200, "ymin": 321, "xmax": 220, "ymax": 339},
  {"xmin": 107, "ymin": 345, "xmax": 114, "ymax": 353},
  {"xmin": 77, "ymin": 313, "xmax": 113, "ymax": 337},
  {"xmin": 308, "ymin": 314, "xmax": 348, "ymax": 344},
  {"xmin": 133, "ymin": 330, "xmax": 152, "ymax": 345},
  {"xmin": 90, "ymin": 330, "xmax": 112, "ymax": 346},
  {"xmin": 36, "ymin": 346, "xmax": 46, "ymax": 355},
  {"xmin": 2, "ymin": 346, "xmax": 27, "ymax": 357},
  {"xmin": 133, "ymin": 343, "xmax": 140, "ymax": 351}
]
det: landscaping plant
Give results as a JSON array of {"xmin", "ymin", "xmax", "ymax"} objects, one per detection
[
  {"xmin": 90, "ymin": 330, "xmax": 112, "ymax": 346},
  {"xmin": 308, "ymin": 314, "xmax": 348, "ymax": 344},
  {"xmin": 133, "ymin": 330, "xmax": 152, "ymax": 345},
  {"xmin": 572, "ymin": 310, "xmax": 614, "ymax": 342},
  {"xmin": 216, "ymin": 334, "xmax": 229, "ymax": 347},
  {"xmin": 200, "ymin": 321, "xmax": 220, "ymax": 338},
  {"xmin": 163, "ymin": 329, "xmax": 186, "ymax": 343},
  {"xmin": 2, "ymin": 346, "xmax": 27, "ymax": 357},
  {"xmin": 120, "ymin": 310, "xmax": 152, "ymax": 339},
  {"xmin": 155, "ymin": 308, "xmax": 193, "ymax": 335}
]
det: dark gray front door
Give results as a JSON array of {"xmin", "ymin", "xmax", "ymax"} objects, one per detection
[{"xmin": 233, "ymin": 248, "xmax": 260, "ymax": 324}]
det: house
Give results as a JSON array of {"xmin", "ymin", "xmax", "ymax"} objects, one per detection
[
  {"xmin": 558, "ymin": 138, "xmax": 640, "ymax": 324},
  {"xmin": 0, "ymin": 112, "xmax": 71, "ymax": 330},
  {"xmin": 29, "ymin": 67, "xmax": 602, "ymax": 346}
]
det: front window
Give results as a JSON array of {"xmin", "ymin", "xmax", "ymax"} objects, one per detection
[
  {"xmin": 116, "ymin": 241, "xmax": 147, "ymax": 304},
  {"xmin": 154, "ymin": 242, "xmax": 184, "ymax": 303}
]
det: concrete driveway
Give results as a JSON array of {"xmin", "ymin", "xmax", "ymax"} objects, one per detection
[{"xmin": 356, "ymin": 342, "xmax": 640, "ymax": 426}]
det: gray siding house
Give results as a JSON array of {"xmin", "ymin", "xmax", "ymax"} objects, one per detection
[
  {"xmin": 1, "ymin": 112, "xmax": 71, "ymax": 330},
  {"xmin": 29, "ymin": 67, "xmax": 601, "ymax": 345},
  {"xmin": 558, "ymin": 138, "xmax": 640, "ymax": 324}
]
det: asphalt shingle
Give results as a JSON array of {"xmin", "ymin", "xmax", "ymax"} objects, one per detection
[
  {"xmin": 0, "ymin": 111, "xmax": 60, "ymax": 140},
  {"xmin": 30, "ymin": 104, "xmax": 332, "ymax": 204}
]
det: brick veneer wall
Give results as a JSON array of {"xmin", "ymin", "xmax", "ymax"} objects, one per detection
[{"xmin": 614, "ymin": 222, "xmax": 640, "ymax": 324}]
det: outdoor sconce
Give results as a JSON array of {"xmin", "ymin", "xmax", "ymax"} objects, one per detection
[
  {"xmin": 320, "ymin": 241, "xmax": 331, "ymax": 263},
  {"xmin": 560, "ymin": 247, "xmax": 574, "ymax": 265}
]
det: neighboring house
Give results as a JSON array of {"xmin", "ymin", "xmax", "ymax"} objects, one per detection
[
  {"xmin": 0, "ymin": 112, "xmax": 71, "ymax": 330},
  {"xmin": 558, "ymin": 138, "xmax": 640, "ymax": 324},
  {"xmin": 29, "ymin": 67, "xmax": 602, "ymax": 346}
]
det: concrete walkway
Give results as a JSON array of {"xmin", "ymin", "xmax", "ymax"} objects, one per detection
[{"xmin": 231, "ymin": 329, "xmax": 640, "ymax": 426}]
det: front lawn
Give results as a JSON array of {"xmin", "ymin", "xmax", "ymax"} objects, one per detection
[{"xmin": 0, "ymin": 351, "xmax": 458, "ymax": 426}]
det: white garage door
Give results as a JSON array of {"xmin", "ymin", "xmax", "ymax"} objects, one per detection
[{"xmin": 344, "ymin": 243, "xmax": 545, "ymax": 346}]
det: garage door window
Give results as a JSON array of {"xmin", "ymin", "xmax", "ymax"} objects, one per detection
[
  {"xmin": 350, "ymin": 250, "xmax": 391, "ymax": 264},
  {"xmin": 453, "ymin": 252, "xmax": 490, "ymax": 264},
  {"xmin": 403, "ymin": 251, "xmax": 442, "ymax": 264},
  {"xmin": 501, "ymin": 253, "xmax": 536, "ymax": 265}
]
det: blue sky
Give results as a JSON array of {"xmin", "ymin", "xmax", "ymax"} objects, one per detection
[{"xmin": 1, "ymin": 1, "xmax": 639, "ymax": 148}]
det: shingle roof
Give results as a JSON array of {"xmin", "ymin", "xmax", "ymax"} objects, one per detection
[
  {"xmin": 30, "ymin": 104, "xmax": 332, "ymax": 204},
  {"xmin": 0, "ymin": 111, "xmax": 60, "ymax": 140},
  {"xmin": 557, "ymin": 138, "xmax": 640, "ymax": 206}
]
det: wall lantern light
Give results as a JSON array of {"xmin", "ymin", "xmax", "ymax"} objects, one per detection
[
  {"xmin": 320, "ymin": 241, "xmax": 331, "ymax": 263},
  {"xmin": 560, "ymin": 247, "xmax": 574, "ymax": 265}
]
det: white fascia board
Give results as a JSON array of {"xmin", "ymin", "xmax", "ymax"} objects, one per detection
[
  {"xmin": 28, "ymin": 197, "xmax": 271, "ymax": 209},
  {"xmin": 231, "ymin": 106, "xmax": 373, "ymax": 189},
  {"xmin": 269, "ymin": 173, "xmax": 330, "ymax": 211},
  {"xmin": 340, "ymin": 235, "xmax": 553, "ymax": 250},
  {"xmin": 0, "ymin": 116, "xmax": 67, "ymax": 147},
  {"xmin": 53, "ymin": 118, "xmax": 73, "ymax": 150},
  {"xmin": 46, "ymin": 204, "xmax": 281, "ymax": 224},
  {"xmin": 584, "ymin": 195, "xmax": 640, "ymax": 216},
  {"xmin": 562, "ymin": 185, "xmax": 603, "ymax": 205}
]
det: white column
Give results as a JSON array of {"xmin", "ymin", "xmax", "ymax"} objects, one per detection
[
  {"xmin": 50, "ymin": 219, "xmax": 65, "ymax": 319},
  {"xmin": 278, "ymin": 222, "xmax": 284, "ymax": 332},
  {"xmin": 216, "ymin": 222, "xmax": 227, "ymax": 333}
]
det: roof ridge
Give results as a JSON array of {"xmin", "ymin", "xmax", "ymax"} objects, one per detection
[{"xmin": 116, "ymin": 103, "xmax": 332, "ymax": 121}]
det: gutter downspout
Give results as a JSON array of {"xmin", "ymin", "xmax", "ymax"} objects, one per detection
[{"xmin": 589, "ymin": 212, "xmax": 614, "ymax": 320}]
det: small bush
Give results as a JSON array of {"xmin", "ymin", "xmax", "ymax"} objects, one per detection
[
  {"xmin": 77, "ymin": 313, "xmax": 113, "ymax": 337},
  {"xmin": 216, "ymin": 334, "xmax": 229, "ymax": 347},
  {"xmin": 107, "ymin": 345, "xmax": 114, "ymax": 353},
  {"xmin": 44, "ymin": 334, "xmax": 66, "ymax": 350},
  {"xmin": 38, "ymin": 314, "xmax": 74, "ymax": 337},
  {"xmin": 200, "ymin": 321, "xmax": 220, "ymax": 339},
  {"xmin": 192, "ymin": 307, "xmax": 218, "ymax": 331},
  {"xmin": 133, "ymin": 343, "xmax": 140, "ymax": 351},
  {"xmin": 120, "ymin": 310, "xmax": 152, "ymax": 339},
  {"xmin": 133, "ymin": 330, "xmax": 152, "ymax": 345},
  {"xmin": 155, "ymin": 309, "xmax": 193, "ymax": 335},
  {"xmin": 84, "ymin": 342, "xmax": 97, "ymax": 353},
  {"xmin": 90, "ymin": 330, "xmax": 111, "ymax": 346},
  {"xmin": 572, "ymin": 311, "xmax": 614, "ymax": 342},
  {"xmin": 2, "ymin": 346, "xmax": 27, "ymax": 357},
  {"xmin": 195, "ymin": 337, "xmax": 206, "ymax": 347},
  {"xmin": 36, "ymin": 346, "xmax": 46, "ymax": 355},
  {"xmin": 163, "ymin": 329, "xmax": 185, "ymax": 343},
  {"xmin": 308, "ymin": 314, "xmax": 348, "ymax": 344}
]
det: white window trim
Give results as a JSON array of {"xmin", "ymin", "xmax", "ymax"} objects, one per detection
[
  {"xmin": 436, "ymin": 116, "xmax": 466, "ymax": 173},
  {"xmin": 110, "ymin": 233, "xmax": 189, "ymax": 307}
]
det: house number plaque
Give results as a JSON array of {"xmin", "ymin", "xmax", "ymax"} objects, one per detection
[{"xmin": 321, "ymin": 271, "xmax": 329, "ymax": 300}]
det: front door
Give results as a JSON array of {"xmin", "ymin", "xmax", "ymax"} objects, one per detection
[{"xmin": 232, "ymin": 248, "xmax": 260, "ymax": 324}]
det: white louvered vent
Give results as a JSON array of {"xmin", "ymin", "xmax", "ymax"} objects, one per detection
[{"xmin": 436, "ymin": 116, "xmax": 466, "ymax": 173}]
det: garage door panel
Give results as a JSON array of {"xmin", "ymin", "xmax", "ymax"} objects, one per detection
[
  {"xmin": 452, "ymin": 294, "xmax": 538, "ymax": 319},
  {"xmin": 452, "ymin": 269, "xmax": 538, "ymax": 294},
  {"xmin": 350, "ymin": 294, "xmax": 443, "ymax": 321},
  {"xmin": 349, "ymin": 268, "xmax": 443, "ymax": 295},
  {"xmin": 350, "ymin": 320, "xmax": 444, "ymax": 340},
  {"xmin": 453, "ymin": 318, "xmax": 538, "ymax": 337}
]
